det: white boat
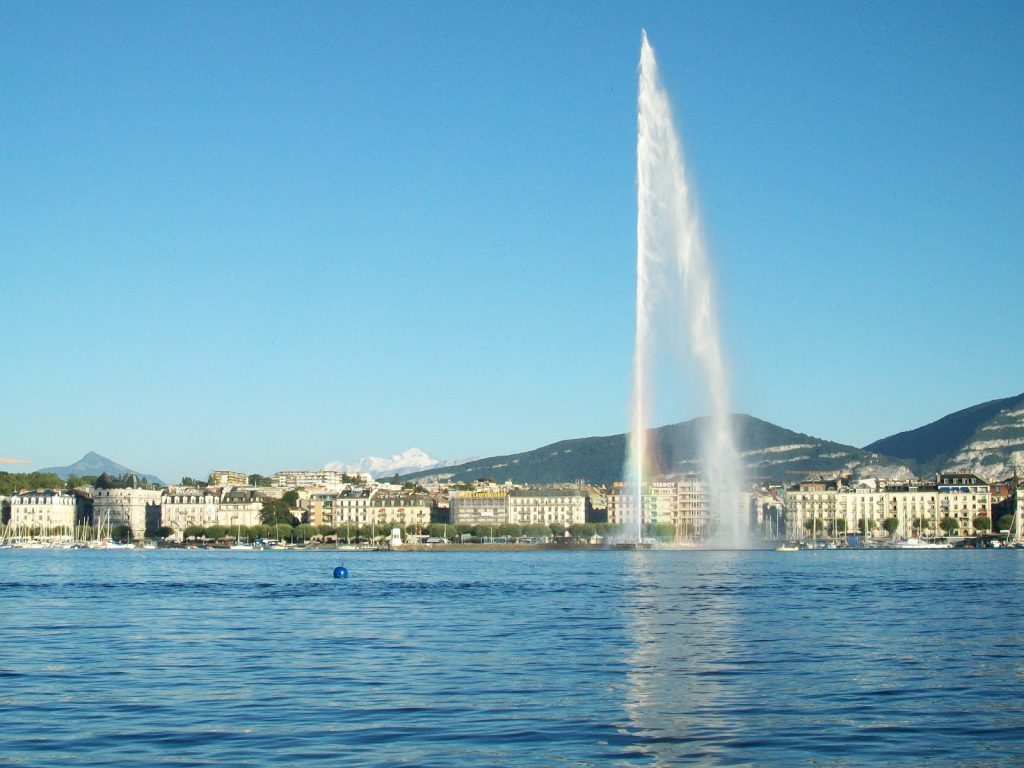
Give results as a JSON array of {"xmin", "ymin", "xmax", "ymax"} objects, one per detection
[
  {"xmin": 102, "ymin": 539, "xmax": 132, "ymax": 549},
  {"xmin": 898, "ymin": 537, "xmax": 951, "ymax": 549}
]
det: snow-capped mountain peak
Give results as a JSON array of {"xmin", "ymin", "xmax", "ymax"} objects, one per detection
[{"xmin": 324, "ymin": 448, "xmax": 444, "ymax": 479}]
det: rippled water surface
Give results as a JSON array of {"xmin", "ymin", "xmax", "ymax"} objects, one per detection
[{"xmin": 2, "ymin": 549, "xmax": 1023, "ymax": 766}]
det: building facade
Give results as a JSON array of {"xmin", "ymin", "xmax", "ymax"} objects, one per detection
[
  {"xmin": 160, "ymin": 488, "xmax": 264, "ymax": 536},
  {"xmin": 219, "ymin": 489, "xmax": 263, "ymax": 528},
  {"xmin": 507, "ymin": 488, "xmax": 588, "ymax": 528},
  {"xmin": 273, "ymin": 470, "xmax": 346, "ymax": 489},
  {"xmin": 93, "ymin": 486, "xmax": 163, "ymax": 540},
  {"xmin": 606, "ymin": 478, "xmax": 712, "ymax": 539},
  {"xmin": 306, "ymin": 489, "xmax": 432, "ymax": 529},
  {"xmin": 307, "ymin": 489, "xmax": 376, "ymax": 527},
  {"xmin": 937, "ymin": 472, "xmax": 992, "ymax": 535},
  {"xmin": 208, "ymin": 470, "xmax": 248, "ymax": 487},
  {"xmin": 449, "ymin": 491, "xmax": 509, "ymax": 526},
  {"xmin": 782, "ymin": 473, "xmax": 992, "ymax": 540},
  {"xmin": 160, "ymin": 489, "xmax": 222, "ymax": 533},
  {"xmin": 10, "ymin": 490, "xmax": 77, "ymax": 535},
  {"xmin": 371, "ymin": 494, "xmax": 433, "ymax": 529}
]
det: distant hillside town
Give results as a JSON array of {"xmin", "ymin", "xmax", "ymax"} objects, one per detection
[
  {"xmin": 4, "ymin": 392, "xmax": 1022, "ymax": 547},
  {"xmin": 2, "ymin": 462, "xmax": 1021, "ymax": 549}
]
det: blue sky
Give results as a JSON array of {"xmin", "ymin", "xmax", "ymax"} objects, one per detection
[{"xmin": 3, "ymin": 1, "xmax": 1022, "ymax": 483}]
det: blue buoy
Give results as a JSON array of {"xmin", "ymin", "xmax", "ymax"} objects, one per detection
[{"xmin": 333, "ymin": 565, "xmax": 348, "ymax": 579}]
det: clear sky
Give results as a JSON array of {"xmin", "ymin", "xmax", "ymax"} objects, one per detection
[{"xmin": 3, "ymin": 1, "xmax": 1022, "ymax": 483}]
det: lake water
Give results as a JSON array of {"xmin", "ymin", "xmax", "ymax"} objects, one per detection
[{"xmin": 1, "ymin": 549, "xmax": 1023, "ymax": 766}]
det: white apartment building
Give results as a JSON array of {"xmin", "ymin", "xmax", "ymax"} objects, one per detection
[
  {"xmin": 649, "ymin": 478, "xmax": 711, "ymax": 538},
  {"xmin": 219, "ymin": 489, "xmax": 263, "ymax": 528},
  {"xmin": 308, "ymin": 489, "xmax": 377, "ymax": 527},
  {"xmin": 937, "ymin": 472, "xmax": 992, "ymax": 535},
  {"xmin": 371, "ymin": 494, "xmax": 433, "ymax": 529},
  {"xmin": 306, "ymin": 490, "xmax": 432, "ymax": 529},
  {"xmin": 160, "ymin": 488, "xmax": 264, "ymax": 536},
  {"xmin": 606, "ymin": 484, "xmax": 638, "ymax": 527},
  {"xmin": 782, "ymin": 480, "xmax": 840, "ymax": 538},
  {"xmin": 208, "ymin": 470, "xmax": 248, "ymax": 487},
  {"xmin": 508, "ymin": 489, "xmax": 587, "ymax": 528},
  {"xmin": 606, "ymin": 478, "xmax": 713, "ymax": 539},
  {"xmin": 833, "ymin": 485, "xmax": 940, "ymax": 537},
  {"xmin": 160, "ymin": 489, "xmax": 221, "ymax": 532},
  {"xmin": 10, "ymin": 490, "xmax": 77, "ymax": 535},
  {"xmin": 783, "ymin": 473, "xmax": 991, "ymax": 540},
  {"xmin": 93, "ymin": 486, "xmax": 163, "ymax": 540},
  {"xmin": 273, "ymin": 470, "xmax": 346, "ymax": 489},
  {"xmin": 449, "ymin": 491, "xmax": 509, "ymax": 526}
]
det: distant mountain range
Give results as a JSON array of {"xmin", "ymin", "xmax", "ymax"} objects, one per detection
[
  {"xmin": 323, "ymin": 448, "xmax": 473, "ymax": 479},
  {"xmin": 39, "ymin": 451, "xmax": 163, "ymax": 485},
  {"xmin": 30, "ymin": 392, "xmax": 1024, "ymax": 489},
  {"xmin": 402, "ymin": 392, "xmax": 1024, "ymax": 486}
]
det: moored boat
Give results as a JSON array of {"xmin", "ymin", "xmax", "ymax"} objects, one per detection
[{"xmin": 897, "ymin": 537, "xmax": 951, "ymax": 549}]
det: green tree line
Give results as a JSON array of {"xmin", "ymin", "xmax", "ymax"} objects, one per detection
[
  {"xmin": 0, "ymin": 472, "xmax": 65, "ymax": 495},
  {"xmin": 169, "ymin": 521, "xmax": 683, "ymax": 544}
]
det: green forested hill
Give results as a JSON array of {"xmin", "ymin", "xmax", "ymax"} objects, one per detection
[{"xmin": 402, "ymin": 414, "xmax": 895, "ymax": 485}]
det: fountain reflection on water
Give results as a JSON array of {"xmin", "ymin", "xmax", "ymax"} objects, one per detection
[{"xmin": 627, "ymin": 30, "xmax": 747, "ymax": 548}]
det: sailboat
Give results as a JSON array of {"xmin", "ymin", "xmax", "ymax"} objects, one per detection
[
  {"xmin": 229, "ymin": 524, "xmax": 254, "ymax": 550},
  {"xmin": 0, "ymin": 521, "xmax": 15, "ymax": 549},
  {"xmin": 91, "ymin": 511, "xmax": 130, "ymax": 549}
]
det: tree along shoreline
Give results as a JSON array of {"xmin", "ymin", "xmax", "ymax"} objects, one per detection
[{"xmin": 168, "ymin": 521, "xmax": 676, "ymax": 546}]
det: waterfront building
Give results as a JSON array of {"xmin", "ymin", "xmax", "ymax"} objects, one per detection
[
  {"xmin": 651, "ymin": 477, "xmax": 711, "ymax": 538},
  {"xmin": 306, "ymin": 488, "xmax": 431, "ymax": 530},
  {"xmin": 160, "ymin": 489, "xmax": 222, "ymax": 533},
  {"xmin": 160, "ymin": 487, "xmax": 265, "ymax": 536},
  {"xmin": 832, "ymin": 482, "xmax": 939, "ymax": 539},
  {"xmin": 605, "ymin": 478, "xmax": 713, "ymax": 540},
  {"xmin": 208, "ymin": 470, "xmax": 248, "ymax": 487},
  {"xmin": 272, "ymin": 470, "xmax": 346, "ymax": 489},
  {"xmin": 449, "ymin": 490, "xmax": 509, "ymax": 526},
  {"xmin": 605, "ymin": 483, "xmax": 636, "ymax": 528},
  {"xmin": 508, "ymin": 488, "xmax": 588, "ymax": 528},
  {"xmin": 782, "ymin": 472, "xmax": 992, "ymax": 540},
  {"xmin": 308, "ymin": 489, "xmax": 377, "ymax": 527},
  {"xmin": 782, "ymin": 479, "xmax": 841, "ymax": 539},
  {"xmin": 93, "ymin": 479, "xmax": 162, "ymax": 540},
  {"xmin": 10, "ymin": 490, "xmax": 76, "ymax": 535},
  {"xmin": 371, "ymin": 493, "xmax": 433, "ymax": 529},
  {"xmin": 219, "ymin": 488, "xmax": 263, "ymax": 528},
  {"xmin": 937, "ymin": 472, "xmax": 991, "ymax": 535}
]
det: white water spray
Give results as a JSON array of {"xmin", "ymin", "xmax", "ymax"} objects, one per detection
[{"xmin": 628, "ymin": 31, "xmax": 747, "ymax": 547}]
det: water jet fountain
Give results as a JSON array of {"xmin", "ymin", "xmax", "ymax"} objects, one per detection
[{"xmin": 627, "ymin": 31, "xmax": 748, "ymax": 548}]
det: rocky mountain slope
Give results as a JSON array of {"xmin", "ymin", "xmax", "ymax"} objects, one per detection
[
  {"xmin": 863, "ymin": 392, "xmax": 1024, "ymax": 480},
  {"xmin": 401, "ymin": 415, "xmax": 909, "ymax": 486},
  {"xmin": 402, "ymin": 392, "xmax": 1024, "ymax": 486}
]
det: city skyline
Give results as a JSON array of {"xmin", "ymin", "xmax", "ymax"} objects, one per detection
[{"xmin": 4, "ymin": 2, "xmax": 1022, "ymax": 484}]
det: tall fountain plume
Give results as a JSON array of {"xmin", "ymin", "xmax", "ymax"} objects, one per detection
[{"xmin": 628, "ymin": 31, "xmax": 747, "ymax": 546}]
